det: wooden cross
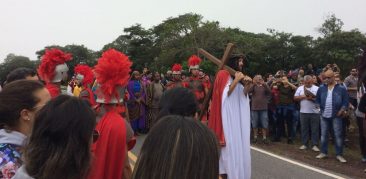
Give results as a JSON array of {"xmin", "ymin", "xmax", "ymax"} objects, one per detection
[{"xmin": 198, "ymin": 43, "xmax": 236, "ymax": 120}]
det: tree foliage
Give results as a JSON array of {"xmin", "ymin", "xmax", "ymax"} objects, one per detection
[
  {"xmin": 0, "ymin": 54, "xmax": 36, "ymax": 83},
  {"xmin": 2, "ymin": 13, "xmax": 366, "ymax": 80}
]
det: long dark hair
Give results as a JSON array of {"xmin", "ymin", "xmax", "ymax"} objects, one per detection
[
  {"xmin": 157, "ymin": 87, "xmax": 198, "ymax": 119},
  {"xmin": 227, "ymin": 54, "xmax": 246, "ymax": 73},
  {"xmin": 24, "ymin": 95, "xmax": 96, "ymax": 179},
  {"xmin": 132, "ymin": 115, "xmax": 219, "ymax": 179},
  {"xmin": 0, "ymin": 80, "xmax": 44, "ymax": 129}
]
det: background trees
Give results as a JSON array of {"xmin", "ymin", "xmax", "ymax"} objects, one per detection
[{"xmin": 1, "ymin": 13, "xmax": 366, "ymax": 83}]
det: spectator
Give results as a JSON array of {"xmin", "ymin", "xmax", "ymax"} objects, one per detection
[
  {"xmin": 305, "ymin": 64, "xmax": 315, "ymax": 75},
  {"xmin": 357, "ymin": 48, "xmax": 366, "ymax": 164},
  {"xmin": 265, "ymin": 73, "xmax": 274, "ymax": 86},
  {"xmin": 146, "ymin": 72, "xmax": 165, "ymax": 131},
  {"xmin": 334, "ymin": 74, "xmax": 351, "ymax": 143},
  {"xmin": 344, "ymin": 69, "xmax": 358, "ymax": 109},
  {"xmin": 0, "ymin": 80, "xmax": 50, "ymax": 179},
  {"xmin": 132, "ymin": 115, "xmax": 219, "ymax": 179},
  {"xmin": 161, "ymin": 70, "xmax": 172, "ymax": 86},
  {"xmin": 298, "ymin": 68, "xmax": 305, "ymax": 81},
  {"xmin": 269, "ymin": 78, "xmax": 281, "ymax": 141},
  {"xmin": 157, "ymin": 87, "xmax": 197, "ymax": 119},
  {"xmin": 311, "ymin": 74, "xmax": 320, "ymax": 86},
  {"xmin": 5, "ymin": 67, "xmax": 38, "ymax": 84},
  {"xmin": 248, "ymin": 75, "xmax": 271, "ymax": 143},
  {"xmin": 358, "ymin": 92, "xmax": 366, "ymax": 165},
  {"xmin": 315, "ymin": 70, "xmax": 349, "ymax": 163},
  {"xmin": 276, "ymin": 76, "xmax": 297, "ymax": 144},
  {"xmin": 294, "ymin": 75, "xmax": 320, "ymax": 152},
  {"xmin": 13, "ymin": 95, "xmax": 96, "ymax": 179}
]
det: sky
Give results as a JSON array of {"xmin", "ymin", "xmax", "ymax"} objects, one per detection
[{"xmin": 0, "ymin": 0, "xmax": 365, "ymax": 61}]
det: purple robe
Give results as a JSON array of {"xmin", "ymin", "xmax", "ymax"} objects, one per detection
[{"xmin": 127, "ymin": 80, "xmax": 146, "ymax": 132}]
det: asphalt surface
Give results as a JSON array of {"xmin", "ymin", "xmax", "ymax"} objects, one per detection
[{"xmin": 129, "ymin": 135, "xmax": 350, "ymax": 179}]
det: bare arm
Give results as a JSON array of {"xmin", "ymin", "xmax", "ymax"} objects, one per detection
[
  {"xmin": 228, "ymin": 72, "xmax": 245, "ymax": 97},
  {"xmin": 294, "ymin": 95, "xmax": 306, "ymax": 102},
  {"xmin": 228, "ymin": 78, "xmax": 241, "ymax": 96},
  {"xmin": 287, "ymin": 82, "xmax": 297, "ymax": 90}
]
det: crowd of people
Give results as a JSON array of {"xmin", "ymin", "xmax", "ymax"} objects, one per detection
[
  {"xmin": 250, "ymin": 64, "xmax": 362, "ymax": 164},
  {"xmin": 0, "ymin": 46, "xmax": 366, "ymax": 178}
]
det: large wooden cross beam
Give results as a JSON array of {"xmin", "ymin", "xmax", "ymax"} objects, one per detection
[{"xmin": 198, "ymin": 43, "xmax": 236, "ymax": 120}]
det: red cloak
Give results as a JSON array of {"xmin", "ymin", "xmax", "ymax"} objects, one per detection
[
  {"xmin": 208, "ymin": 70, "xmax": 230, "ymax": 146},
  {"xmin": 89, "ymin": 110, "xmax": 127, "ymax": 179}
]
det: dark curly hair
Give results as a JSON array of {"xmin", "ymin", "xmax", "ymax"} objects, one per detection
[{"xmin": 157, "ymin": 87, "xmax": 198, "ymax": 119}]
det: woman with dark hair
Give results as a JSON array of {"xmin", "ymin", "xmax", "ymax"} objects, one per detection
[
  {"xmin": 132, "ymin": 115, "xmax": 219, "ymax": 179},
  {"xmin": 157, "ymin": 87, "xmax": 198, "ymax": 119},
  {"xmin": 0, "ymin": 80, "xmax": 50, "ymax": 178},
  {"xmin": 13, "ymin": 95, "xmax": 97, "ymax": 179}
]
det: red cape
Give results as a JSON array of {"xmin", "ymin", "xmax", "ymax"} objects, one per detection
[
  {"xmin": 45, "ymin": 83, "xmax": 60, "ymax": 98},
  {"xmin": 208, "ymin": 70, "xmax": 230, "ymax": 146},
  {"xmin": 88, "ymin": 111, "xmax": 127, "ymax": 179}
]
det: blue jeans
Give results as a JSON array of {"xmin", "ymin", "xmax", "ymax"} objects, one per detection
[
  {"xmin": 276, "ymin": 104, "xmax": 295, "ymax": 140},
  {"xmin": 251, "ymin": 110, "xmax": 269, "ymax": 128},
  {"xmin": 320, "ymin": 117, "xmax": 343, "ymax": 155},
  {"xmin": 292, "ymin": 110, "xmax": 300, "ymax": 139}
]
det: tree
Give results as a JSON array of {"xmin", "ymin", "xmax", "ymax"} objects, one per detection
[
  {"xmin": 0, "ymin": 54, "xmax": 35, "ymax": 83},
  {"xmin": 318, "ymin": 14, "xmax": 344, "ymax": 37},
  {"xmin": 313, "ymin": 29, "xmax": 366, "ymax": 76},
  {"xmin": 152, "ymin": 13, "xmax": 203, "ymax": 66}
]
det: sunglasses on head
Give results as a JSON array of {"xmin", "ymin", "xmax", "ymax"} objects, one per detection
[{"xmin": 92, "ymin": 129, "xmax": 100, "ymax": 143}]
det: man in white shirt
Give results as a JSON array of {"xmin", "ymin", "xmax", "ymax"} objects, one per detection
[{"xmin": 294, "ymin": 75, "xmax": 320, "ymax": 152}]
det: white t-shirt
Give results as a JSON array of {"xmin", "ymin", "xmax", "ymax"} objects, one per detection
[{"xmin": 294, "ymin": 85, "xmax": 319, "ymax": 113}]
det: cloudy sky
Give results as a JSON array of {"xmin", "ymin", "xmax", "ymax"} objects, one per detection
[{"xmin": 0, "ymin": 0, "xmax": 365, "ymax": 61}]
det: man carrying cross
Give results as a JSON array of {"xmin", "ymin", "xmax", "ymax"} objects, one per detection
[{"xmin": 205, "ymin": 49, "xmax": 252, "ymax": 179}]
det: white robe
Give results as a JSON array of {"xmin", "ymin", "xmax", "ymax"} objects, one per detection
[{"xmin": 219, "ymin": 77, "xmax": 251, "ymax": 179}]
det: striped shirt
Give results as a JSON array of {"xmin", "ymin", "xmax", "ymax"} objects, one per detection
[{"xmin": 323, "ymin": 88, "xmax": 333, "ymax": 118}]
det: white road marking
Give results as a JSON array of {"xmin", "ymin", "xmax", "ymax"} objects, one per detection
[{"xmin": 251, "ymin": 146, "xmax": 347, "ymax": 179}]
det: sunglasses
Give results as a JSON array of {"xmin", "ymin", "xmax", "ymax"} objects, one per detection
[{"xmin": 93, "ymin": 129, "xmax": 100, "ymax": 143}]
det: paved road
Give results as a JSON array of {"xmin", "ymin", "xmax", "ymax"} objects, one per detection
[{"xmin": 129, "ymin": 135, "xmax": 350, "ymax": 179}]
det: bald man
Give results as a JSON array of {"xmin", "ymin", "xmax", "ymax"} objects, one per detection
[{"xmin": 315, "ymin": 70, "xmax": 349, "ymax": 163}]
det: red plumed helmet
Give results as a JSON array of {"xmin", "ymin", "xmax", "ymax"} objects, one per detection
[
  {"xmin": 172, "ymin": 63, "xmax": 182, "ymax": 75},
  {"xmin": 188, "ymin": 55, "xmax": 201, "ymax": 68},
  {"xmin": 94, "ymin": 49, "xmax": 132, "ymax": 103},
  {"xmin": 38, "ymin": 48, "xmax": 72, "ymax": 83},
  {"xmin": 74, "ymin": 64, "xmax": 94, "ymax": 87}
]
